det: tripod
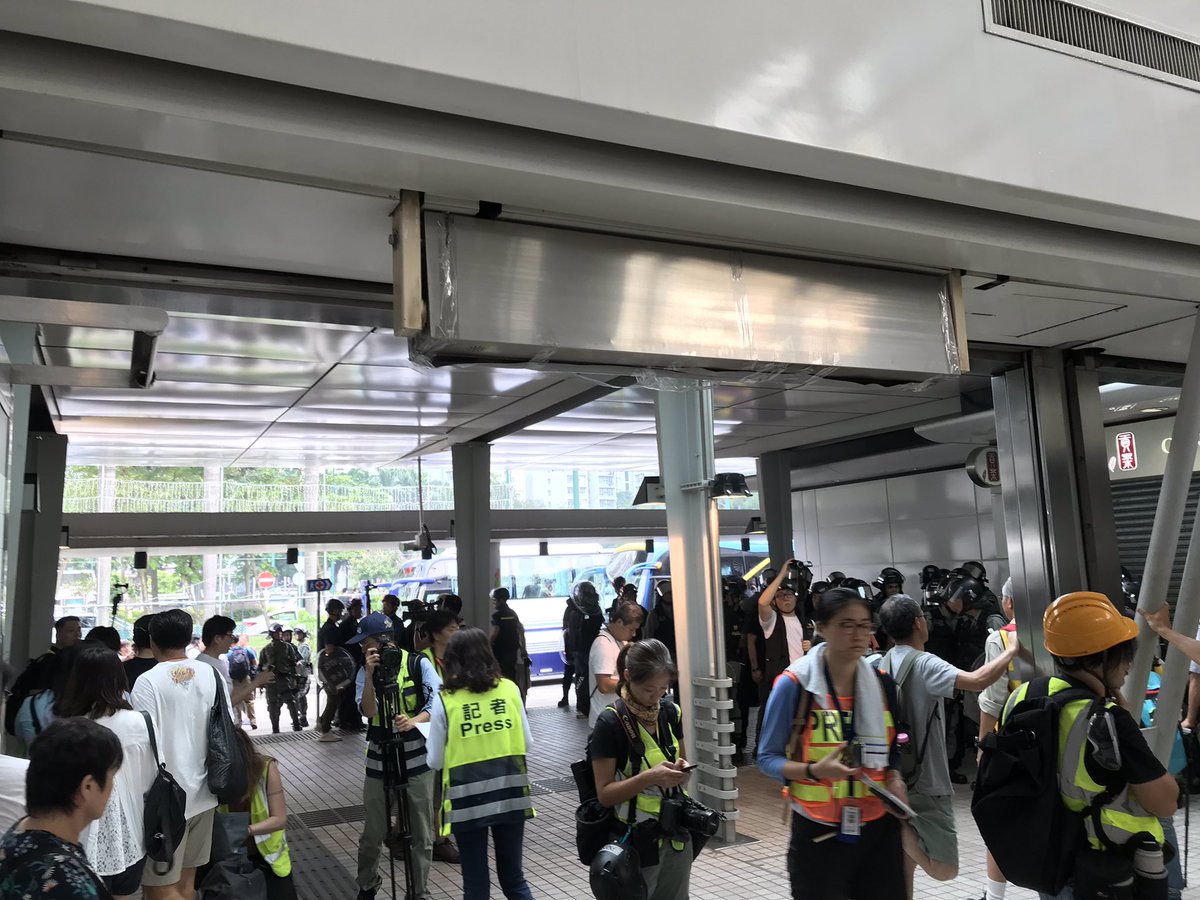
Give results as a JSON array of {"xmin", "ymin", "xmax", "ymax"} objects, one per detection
[{"xmin": 375, "ymin": 667, "xmax": 416, "ymax": 900}]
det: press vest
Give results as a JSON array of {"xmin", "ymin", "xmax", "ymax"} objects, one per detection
[
  {"xmin": 1006, "ymin": 677, "xmax": 1164, "ymax": 851},
  {"xmin": 440, "ymin": 678, "xmax": 534, "ymax": 836},
  {"xmin": 421, "ymin": 646, "xmax": 444, "ymax": 677},
  {"xmin": 365, "ymin": 649, "xmax": 429, "ymax": 780},
  {"xmin": 999, "ymin": 624, "xmax": 1021, "ymax": 693},
  {"xmin": 783, "ymin": 671, "xmax": 896, "ymax": 824},
  {"xmin": 610, "ymin": 702, "xmax": 687, "ymax": 853},
  {"xmin": 219, "ymin": 761, "xmax": 291, "ymax": 878},
  {"xmin": 251, "ymin": 763, "xmax": 291, "ymax": 877}
]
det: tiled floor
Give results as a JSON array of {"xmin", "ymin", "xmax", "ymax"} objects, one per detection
[{"xmin": 264, "ymin": 684, "xmax": 1197, "ymax": 899}]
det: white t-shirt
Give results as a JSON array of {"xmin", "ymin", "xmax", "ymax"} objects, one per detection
[
  {"xmin": 131, "ymin": 657, "xmax": 229, "ymax": 819},
  {"xmin": 194, "ymin": 652, "xmax": 233, "ymax": 693},
  {"xmin": 762, "ymin": 609, "xmax": 807, "ymax": 664},
  {"xmin": 80, "ymin": 709, "xmax": 159, "ymax": 875},
  {"xmin": 588, "ymin": 629, "xmax": 624, "ymax": 728},
  {"xmin": 0, "ymin": 754, "xmax": 28, "ymax": 833}
]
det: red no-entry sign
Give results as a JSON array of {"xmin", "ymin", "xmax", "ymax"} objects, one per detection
[{"xmin": 257, "ymin": 571, "xmax": 276, "ymax": 590}]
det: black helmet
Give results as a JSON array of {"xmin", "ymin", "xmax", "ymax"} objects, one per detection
[
  {"xmin": 490, "ymin": 587, "xmax": 510, "ymax": 603},
  {"xmin": 810, "ymin": 580, "xmax": 831, "ymax": 595},
  {"xmin": 589, "ymin": 842, "xmax": 646, "ymax": 900},
  {"xmin": 827, "ymin": 571, "xmax": 846, "ymax": 587},
  {"xmin": 572, "ymin": 581, "xmax": 599, "ymax": 604},
  {"xmin": 920, "ymin": 564, "xmax": 942, "ymax": 589},
  {"xmin": 958, "ymin": 561, "xmax": 988, "ymax": 583},
  {"xmin": 839, "ymin": 577, "xmax": 871, "ymax": 601}
]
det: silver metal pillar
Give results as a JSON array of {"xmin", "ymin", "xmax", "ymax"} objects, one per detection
[
  {"xmin": 654, "ymin": 387, "xmax": 738, "ymax": 841},
  {"xmin": 1126, "ymin": 312, "xmax": 1200, "ymax": 715},
  {"xmin": 993, "ymin": 353, "xmax": 1087, "ymax": 674},
  {"xmin": 10, "ymin": 432, "xmax": 68, "ymax": 667},
  {"xmin": 0, "ymin": 324, "xmax": 34, "ymax": 665},
  {"xmin": 1150, "ymin": 505, "xmax": 1200, "ymax": 762},
  {"xmin": 757, "ymin": 450, "xmax": 794, "ymax": 569},
  {"xmin": 451, "ymin": 442, "xmax": 492, "ymax": 629}
]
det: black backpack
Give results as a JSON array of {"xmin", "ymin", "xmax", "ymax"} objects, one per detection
[
  {"xmin": 227, "ymin": 647, "xmax": 252, "ymax": 682},
  {"xmin": 141, "ymin": 711, "xmax": 188, "ymax": 876},
  {"xmin": 972, "ymin": 677, "xmax": 1102, "ymax": 894}
]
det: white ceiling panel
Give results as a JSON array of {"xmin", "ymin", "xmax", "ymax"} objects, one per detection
[
  {"xmin": 56, "ymin": 399, "xmax": 291, "ymax": 422},
  {"xmin": 339, "ymin": 333, "xmax": 416, "ymax": 367},
  {"xmin": 319, "ymin": 364, "xmax": 553, "ymax": 396},
  {"xmin": 42, "ymin": 347, "xmax": 329, "ymax": 387},
  {"xmin": 275, "ymin": 407, "xmax": 475, "ymax": 427},
  {"xmin": 1086, "ymin": 317, "xmax": 1198, "ymax": 365},
  {"xmin": 58, "ymin": 383, "xmax": 310, "ymax": 406}
]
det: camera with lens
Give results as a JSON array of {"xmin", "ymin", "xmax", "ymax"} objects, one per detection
[
  {"xmin": 374, "ymin": 633, "xmax": 405, "ymax": 684},
  {"xmin": 658, "ymin": 794, "xmax": 723, "ymax": 839},
  {"xmin": 782, "ymin": 560, "xmax": 814, "ymax": 595}
]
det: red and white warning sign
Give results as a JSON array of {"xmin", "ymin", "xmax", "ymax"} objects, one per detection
[{"xmin": 1115, "ymin": 432, "xmax": 1138, "ymax": 472}]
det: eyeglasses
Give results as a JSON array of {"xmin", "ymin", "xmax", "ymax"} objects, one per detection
[{"xmin": 834, "ymin": 622, "xmax": 876, "ymax": 635}]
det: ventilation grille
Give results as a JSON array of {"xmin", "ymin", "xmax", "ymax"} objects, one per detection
[{"xmin": 988, "ymin": 0, "xmax": 1200, "ymax": 88}]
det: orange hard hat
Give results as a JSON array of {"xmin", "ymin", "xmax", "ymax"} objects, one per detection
[{"xmin": 1043, "ymin": 591, "xmax": 1139, "ymax": 658}]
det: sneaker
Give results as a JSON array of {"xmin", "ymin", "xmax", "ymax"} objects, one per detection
[
  {"xmin": 433, "ymin": 839, "xmax": 461, "ymax": 864},
  {"xmin": 557, "ymin": 699, "xmax": 569, "ymax": 708},
  {"xmin": 317, "ymin": 731, "xmax": 342, "ymax": 743}
]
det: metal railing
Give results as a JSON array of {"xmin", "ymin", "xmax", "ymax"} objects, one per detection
[{"xmin": 63, "ymin": 477, "xmax": 517, "ymax": 513}]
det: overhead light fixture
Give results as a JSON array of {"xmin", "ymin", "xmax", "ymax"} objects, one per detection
[
  {"xmin": 711, "ymin": 473, "xmax": 753, "ymax": 498},
  {"xmin": 632, "ymin": 477, "xmax": 665, "ymax": 508},
  {"xmin": 1141, "ymin": 407, "xmax": 1169, "ymax": 413},
  {"xmin": 744, "ymin": 516, "xmax": 766, "ymax": 534}
]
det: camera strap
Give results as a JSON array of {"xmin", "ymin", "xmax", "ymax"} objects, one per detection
[{"xmin": 613, "ymin": 699, "xmax": 646, "ymax": 828}]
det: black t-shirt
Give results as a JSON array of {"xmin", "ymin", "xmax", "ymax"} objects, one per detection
[
  {"xmin": 491, "ymin": 607, "xmax": 521, "ymax": 668},
  {"xmin": 317, "ymin": 618, "xmax": 342, "ymax": 652},
  {"xmin": 122, "ymin": 656, "xmax": 157, "ymax": 691},
  {"xmin": 588, "ymin": 700, "xmax": 683, "ymax": 773},
  {"xmin": 1086, "ymin": 702, "xmax": 1167, "ymax": 789}
]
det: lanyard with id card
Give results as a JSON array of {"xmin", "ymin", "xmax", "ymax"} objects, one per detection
[{"xmin": 824, "ymin": 663, "xmax": 861, "ymax": 843}]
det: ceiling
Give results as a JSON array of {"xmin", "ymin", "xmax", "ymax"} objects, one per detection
[{"xmin": 0, "ymin": 116, "xmax": 1197, "ymax": 474}]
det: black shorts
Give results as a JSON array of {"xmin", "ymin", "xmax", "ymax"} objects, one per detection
[
  {"xmin": 103, "ymin": 856, "xmax": 146, "ymax": 896},
  {"xmin": 786, "ymin": 811, "xmax": 905, "ymax": 900}
]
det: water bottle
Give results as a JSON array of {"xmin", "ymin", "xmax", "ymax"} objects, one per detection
[{"xmin": 1133, "ymin": 838, "xmax": 1168, "ymax": 900}]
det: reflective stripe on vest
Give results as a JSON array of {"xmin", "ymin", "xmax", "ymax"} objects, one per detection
[
  {"xmin": 440, "ymin": 679, "xmax": 534, "ymax": 836},
  {"xmin": 785, "ymin": 683, "xmax": 895, "ymax": 824},
  {"xmin": 250, "ymin": 764, "xmax": 291, "ymax": 877},
  {"xmin": 1007, "ymin": 678, "xmax": 1164, "ymax": 851},
  {"xmin": 611, "ymin": 704, "xmax": 686, "ymax": 852},
  {"xmin": 421, "ymin": 647, "xmax": 443, "ymax": 678},
  {"xmin": 365, "ymin": 649, "xmax": 427, "ymax": 778}
]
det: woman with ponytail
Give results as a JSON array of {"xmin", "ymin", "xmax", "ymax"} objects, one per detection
[{"xmin": 588, "ymin": 638, "xmax": 692, "ymax": 900}]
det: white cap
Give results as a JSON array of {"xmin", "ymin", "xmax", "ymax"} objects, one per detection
[{"xmin": 1001, "ymin": 576, "xmax": 1014, "ymax": 601}]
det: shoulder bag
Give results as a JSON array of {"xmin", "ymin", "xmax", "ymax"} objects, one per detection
[{"xmin": 205, "ymin": 664, "xmax": 248, "ymax": 804}]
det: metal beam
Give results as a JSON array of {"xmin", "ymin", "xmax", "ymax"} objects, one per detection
[
  {"xmin": 452, "ymin": 442, "xmax": 492, "ymax": 629},
  {"xmin": 391, "ymin": 190, "xmax": 425, "ymax": 337},
  {"xmin": 757, "ymin": 451, "xmax": 794, "ymax": 569},
  {"xmin": 60, "ymin": 507, "xmax": 758, "ymax": 553}
]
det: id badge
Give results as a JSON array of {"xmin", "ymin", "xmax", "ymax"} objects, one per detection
[{"xmin": 838, "ymin": 804, "xmax": 862, "ymax": 843}]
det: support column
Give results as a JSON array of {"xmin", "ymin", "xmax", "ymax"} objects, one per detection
[
  {"xmin": 451, "ymin": 443, "xmax": 492, "ymax": 629},
  {"xmin": 756, "ymin": 450, "xmax": 794, "ymax": 569},
  {"xmin": 1126, "ymin": 311, "xmax": 1200, "ymax": 721},
  {"xmin": 10, "ymin": 432, "xmax": 68, "ymax": 668},
  {"xmin": 654, "ymin": 387, "xmax": 737, "ymax": 841},
  {"xmin": 993, "ymin": 352, "xmax": 1089, "ymax": 674},
  {"xmin": 1, "ymin": 324, "xmax": 34, "ymax": 665},
  {"xmin": 201, "ymin": 464, "xmax": 221, "ymax": 612}
]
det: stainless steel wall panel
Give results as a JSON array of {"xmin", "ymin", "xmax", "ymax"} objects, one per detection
[
  {"xmin": 890, "ymin": 516, "xmax": 984, "ymax": 565},
  {"xmin": 813, "ymin": 480, "xmax": 889, "ymax": 528},
  {"xmin": 885, "ymin": 469, "xmax": 978, "ymax": 521},
  {"xmin": 817, "ymin": 522, "xmax": 894, "ymax": 563},
  {"xmin": 419, "ymin": 214, "xmax": 960, "ymax": 379}
]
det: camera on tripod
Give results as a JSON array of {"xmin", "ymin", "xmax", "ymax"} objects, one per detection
[
  {"xmin": 658, "ymin": 793, "xmax": 723, "ymax": 839},
  {"xmin": 373, "ymin": 633, "xmax": 405, "ymax": 684}
]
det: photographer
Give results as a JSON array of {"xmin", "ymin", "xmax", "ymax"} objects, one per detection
[
  {"xmin": 589, "ymin": 639, "xmax": 693, "ymax": 900},
  {"xmin": 426, "ymin": 628, "xmax": 535, "ymax": 900},
  {"xmin": 756, "ymin": 562, "xmax": 811, "ymax": 725},
  {"xmin": 757, "ymin": 588, "xmax": 909, "ymax": 900},
  {"xmin": 350, "ymin": 612, "xmax": 441, "ymax": 900}
]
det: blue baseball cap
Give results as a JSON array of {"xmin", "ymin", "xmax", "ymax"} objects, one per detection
[{"xmin": 346, "ymin": 612, "xmax": 395, "ymax": 644}]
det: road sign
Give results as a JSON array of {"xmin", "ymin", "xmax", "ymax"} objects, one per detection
[
  {"xmin": 256, "ymin": 571, "xmax": 276, "ymax": 591},
  {"xmin": 306, "ymin": 578, "xmax": 333, "ymax": 593}
]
